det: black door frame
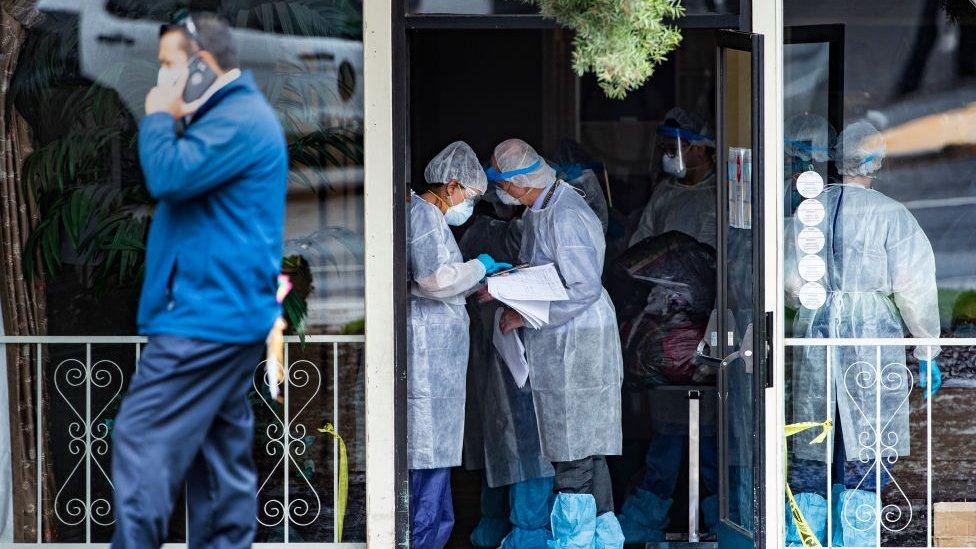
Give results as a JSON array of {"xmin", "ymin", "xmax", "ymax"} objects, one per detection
[
  {"xmin": 784, "ymin": 24, "xmax": 846, "ymax": 184},
  {"xmin": 715, "ymin": 29, "xmax": 766, "ymax": 549},
  {"xmin": 389, "ymin": 3, "xmax": 759, "ymax": 546}
]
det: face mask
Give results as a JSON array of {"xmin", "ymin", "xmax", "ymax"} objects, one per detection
[
  {"xmin": 444, "ymin": 198, "xmax": 475, "ymax": 226},
  {"xmin": 662, "ymin": 152, "xmax": 686, "ymax": 178},
  {"xmin": 157, "ymin": 63, "xmax": 188, "ymax": 88},
  {"xmin": 495, "ymin": 187, "xmax": 523, "ymax": 206}
]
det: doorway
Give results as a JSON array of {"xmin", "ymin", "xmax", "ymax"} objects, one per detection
[{"xmin": 399, "ymin": 15, "xmax": 767, "ymax": 549}]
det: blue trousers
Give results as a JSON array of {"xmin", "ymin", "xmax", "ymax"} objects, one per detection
[
  {"xmin": 640, "ymin": 433, "xmax": 718, "ymax": 499},
  {"xmin": 789, "ymin": 417, "xmax": 890, "ymax": 496},
  {"xmin": 410, "ymin": 468, "xmax": 454, "ymax": 549},
  {"xmin": 111, "ymin": 335, "xmax": 264, "ymax": 548}
]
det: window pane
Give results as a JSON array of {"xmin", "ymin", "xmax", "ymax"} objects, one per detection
[
  {"xmin": 783, "ymin": 2, "xmax": 976, "ymax": 547},
  {"xmin": 407, "ymin": 0, "xmax": 538, "ymax": 15},
  {"xmin": 406, "ymin": 0, "xmax": 738, "ymax": 16},
  {"xmin": 3, "ymin": 0, "xmax": 365, "ymax": 543}
]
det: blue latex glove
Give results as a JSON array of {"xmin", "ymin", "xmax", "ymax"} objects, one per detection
[
  {"xmin": 476, "ymin": 253, "xmax": 513, "ymax": 275},
  {"xmin": 919, "ymin": 359, "xmax": 942, "ymax": 398}
]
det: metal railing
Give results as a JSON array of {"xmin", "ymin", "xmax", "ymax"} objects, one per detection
[
  {"xmin": 0, "ymin": 335, "xmax": 366, "ymax": 547},
  {"xmin": 784, "ymin": 337, "xmax": 976, "ymax": 548}
]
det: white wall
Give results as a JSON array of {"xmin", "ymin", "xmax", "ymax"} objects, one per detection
[{"xmin": 362, "ymin": 1, "xmax": 398, "ymax": 546}]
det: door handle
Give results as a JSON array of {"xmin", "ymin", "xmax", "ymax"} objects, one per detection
[
  {"xmin": 97, "ymin": 33, "xmax": 135, "ymax": 46},
  {"xmin": 299, "ymin": 51, "xmax": 336, "ymax": 62}
]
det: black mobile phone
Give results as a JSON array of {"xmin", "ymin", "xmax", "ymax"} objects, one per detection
[{"xmin": 183, "ymin": 55, "xmax": 218, "ymax": 103}]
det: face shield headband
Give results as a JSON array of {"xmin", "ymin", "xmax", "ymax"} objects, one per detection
[
  {"xmin": 484, "ymin": 159, "xmax": 543, "ymax": 182},
  {"xmin": 656, "ymin": 125, "xmax": 715, "ymax": 147}
]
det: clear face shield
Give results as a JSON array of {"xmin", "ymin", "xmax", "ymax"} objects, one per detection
[{"xmin": 651, "ymin": 125, "xmax": 713, "ymax": 181}]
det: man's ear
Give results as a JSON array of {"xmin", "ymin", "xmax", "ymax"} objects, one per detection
[{"xmin": 198, "ymin": 50, "xmax": 226, "ymax": 76}]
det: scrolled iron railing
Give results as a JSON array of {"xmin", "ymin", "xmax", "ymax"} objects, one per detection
[{"xmin": 0, "ymin": 335, "xmax": 366, "ymax": 547}]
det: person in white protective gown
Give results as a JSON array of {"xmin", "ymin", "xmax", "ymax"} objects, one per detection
[
  {"xmin": 484, "ymin": 138, "xmax": 625, "ymax": 549},
  {"xmin": 784, "ymin": 121, "xmax": 942, "ymax": 547},
  {"xmin": 615, "ymin": 107, "xmax": 723, "ymax": 543},
  {"xmin": 629, "ymin": 107, "xmax": 717, "ymax": 248},
  {"xmin": 407, "ymin": 141, "xmax": 512, "ymax": 549},
  {"xmin": 458, "ymin": 208, "xmax": 557, "ymax": 549}
]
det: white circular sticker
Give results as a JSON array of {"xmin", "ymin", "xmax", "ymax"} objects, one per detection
[
  {"xmin": 798, "ymin": 254, "xmax": 826, "ymax": 282},
  {"xmin": 796, "ymin": 199, "xmax": 825, "ymax": 226},
  {"xmin": 796, "ymin": 171, "xmax": 825, "ymax": 198},
  {"xmin": 798, "ymin": 282, "xmax": 827, "ymax": 310},
  {"xmin": 797, "ymin": 226, "xmax": 826, "ymax": 254}
]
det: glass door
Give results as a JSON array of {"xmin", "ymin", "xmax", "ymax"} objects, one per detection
[{"xmin": 715, "ymin": 29, "xmax": 766, "ymax": 549}]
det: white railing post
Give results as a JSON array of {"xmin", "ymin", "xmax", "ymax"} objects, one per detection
[
  {"xmin": 874, "ymin": 345, "xmax": 881, "ymax": 548},
  {"xmin": 333, "ymin": 342, "xmax": 339, "ymax": 543},
  {"xmin": 85, "ymin": 343, "xmax": 92, "ymax": 544},
  {"xmin": 283, "ymin": 342, "xmax": 290, "ymax": 544},
  {"xmin": 926, "ymin": 344, "xmax": 932, "ymax": 549},
  {"xmin": 826, "ymin": 346, "xmax": 832, "ymax": 548},
  {"xmin": 36, "ymin": 343, "xmax": 42, "ymax": 544}
]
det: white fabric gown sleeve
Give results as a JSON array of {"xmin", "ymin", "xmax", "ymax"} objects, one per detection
[
  {"xmin": 887, "ymin": 214, "xmax": 941, "ymax": 360},
  {"xmin": 409, "ymin": 222, "xmax": 486, "ymax": 301},
  {"xmin": 415, "ymin": 260, "xmax": 487, "ymax": 299},
  {"xmin": 545, "ymin": 208, "xmax": 604, "ymax": 328}
]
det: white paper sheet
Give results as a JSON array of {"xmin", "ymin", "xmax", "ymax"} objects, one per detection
[
  {"xmin": 501, "ymin": 298, "xmax": 549, "ymax": 329},
  {"xmin": 492, "ymin": 308, "xmax": 529, "ymax": 388},
  {"xmin": 487, "ymin": 264, "xmax": 569, "ymax": 302},
  {"xmin": 486, "ymin": 264, "xmax": 567, "ymax": 328}
]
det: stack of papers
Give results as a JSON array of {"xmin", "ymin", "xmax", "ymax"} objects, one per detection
[
  {"xmin": 486, "ymin": 263, "xmax": 569, "ymax": 329},
  {"xmin": 492, "ymin": 308, "xmax": 529, "ymax": 388}
]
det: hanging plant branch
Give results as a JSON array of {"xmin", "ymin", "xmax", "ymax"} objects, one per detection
[{"xmin": 524, "ymin": 0, "xmax": 684, "ymax": 99}]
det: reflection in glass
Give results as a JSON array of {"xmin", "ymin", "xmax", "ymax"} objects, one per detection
[
  {"xmin": 407, "ymin": 0, "xmax": 738, "ymax": 16},
  {"xmin": 3, "ymin": 0, "xmax": 365, "ymax": 543},
  {"xmin": 783, "ymin": 1, "xmax": 976, "ymax": 546},
  {"xmin": 721, "ymin": 47, "xmax": 754, "ymax": 533}
]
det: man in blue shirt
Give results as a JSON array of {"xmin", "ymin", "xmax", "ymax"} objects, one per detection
[{"xmin": 110, "ymin": 12, "xmax": 287, "ymax": 548}]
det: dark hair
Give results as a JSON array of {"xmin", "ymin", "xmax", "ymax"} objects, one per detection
[{"xmin": 159, "ymin": 12, "xmax": 238, "ymax": 71}]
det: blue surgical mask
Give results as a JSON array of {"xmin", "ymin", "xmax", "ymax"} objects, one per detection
[{"xmin": 444, "ymin": 198, "xmax": 475, "ymax": 226}]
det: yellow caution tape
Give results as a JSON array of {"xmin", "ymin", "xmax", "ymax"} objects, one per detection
[
  {"xmin": 317, "ymin": 423, "xmax": 348, "ymax": 542},
  {"xmin": 784, "ymin": 419, "xmax": 833, "ymax": 548}
]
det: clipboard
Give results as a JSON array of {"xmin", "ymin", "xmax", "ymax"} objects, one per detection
[{"xmin": 488, "ymin": 263, "xmax": 529, "ymax": 278}]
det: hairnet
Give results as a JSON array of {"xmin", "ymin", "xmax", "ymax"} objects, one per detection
[
  {"xmin": 785, "ymin": 113, "xmax": 836, "ymax": 163},
  {"xmin": 492, "ymin": 139, "xmax": 556, "ymax": 189},
  {"xmin": 424, "ymin": 141, "xmax": 488, "ymax": 194},
  {"xmin": 662, "ymin": 107, "xmax": 714, "ymax": 148},
  {"xmin": 836, "ymin": 121, "xmax": 886, "ymax": 177}
]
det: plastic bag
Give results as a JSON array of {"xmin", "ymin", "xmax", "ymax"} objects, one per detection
[
  {"xmin": 608, "ymin": 231, "xmax": 717, "ymax": 386},
  {"xmin": 607, "ymin": 231, "xmax": 716, "ymax": 323}
]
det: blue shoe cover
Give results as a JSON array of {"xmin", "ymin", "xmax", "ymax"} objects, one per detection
[
  {"xmin": 511, "ymin": 476, "xmax": 555, "ymax": 530},
  {"xmin": 471, "ymin": 516, "xmax": 512, "ymax": 548},
  {"xmin": 615, "ymin": 488, "xmax": 670, "ymax": 543},
  {"xmin": 502, "ymin": 526, "xmax": 551, "ymax": 548},
  {"xmin": 833, "ymin": 489, "xmax": 876, "ymax": 548},
  {"xmin": 547, "ymin": 493, "xmax": 596, "ymax": 549},
  {"xmin": 594, "ymin": 512, "xmax": 625, "ymax": 549},
  {"xmin": 784, "ymin": 492, "xmax": 827, "ymax": 546}
]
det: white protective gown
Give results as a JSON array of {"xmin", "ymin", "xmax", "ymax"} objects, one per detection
[
  {"xmin": 786, "ymin": 184, "xmax": 940, "ymax": 460},
  {"xmin": 407, "ymin": 196, "xmax": 487, "ymax": 469},
  {"xmin": 459, "ymin": 216, "xmax": 554, "ymax": 487},
  {"xmin": 520, "ymin": 183, "xmax": 624, "ymax": 462},
  {"xmin": 630, "ymin": 174, "xmax": 717, "ymax": 248}
]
